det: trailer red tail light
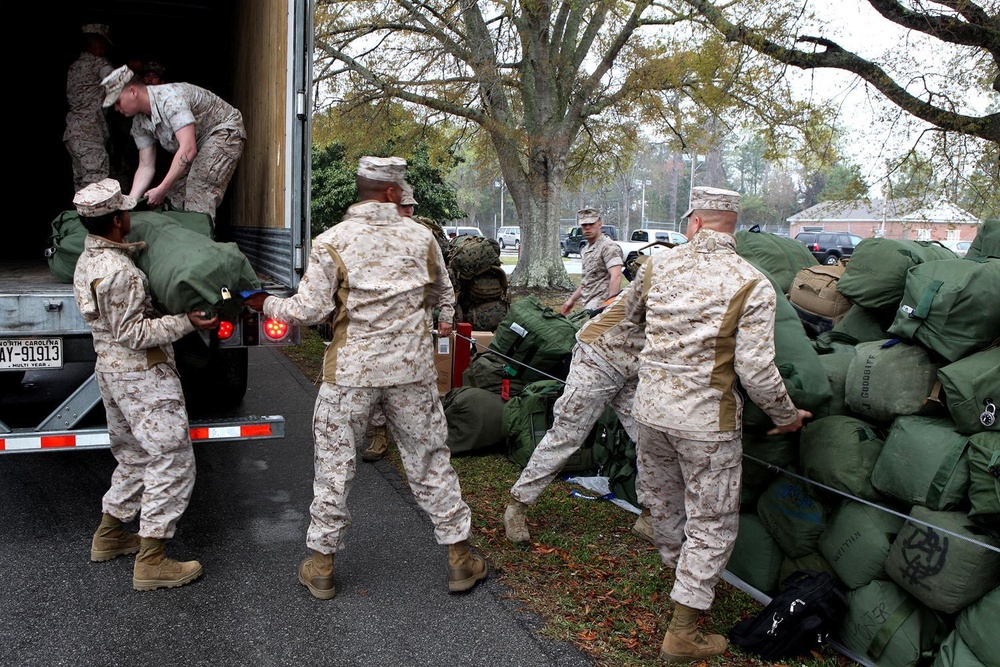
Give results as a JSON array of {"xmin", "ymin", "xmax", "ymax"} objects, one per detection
[
  {"xmin": 262, "ymin": 318, "xmax": 290, "ymax": 341},
  {"xmin": 217, "ymin": 321, "xmax": 235, "ymax": 341}
]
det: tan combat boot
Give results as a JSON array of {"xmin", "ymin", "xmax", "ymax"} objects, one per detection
[
  {"xmin": 91, "ymin": 513, "xmax": 141, "ymax": 562},
  {"xmin": 298, "ymin": 550, "xmax": 336, "ymax": 600},
  {"xmin": 361, "ymin": 425, "xmax": 389, "ymax": 462},
  {"xmin": 659, "ymin": 603, "xmax": 727, "ymax": 663},
  {"xmin": 503, "ymin": 499, "xmax": 531, "ymax": 544},
  {"xmin": 630, "ymin": 508, "xmax": 655, "ymax": 545},
  {"xmin": 132, "ymin": 537, "xmax": 203, "ymax": 591},
  {"xmin": 448, "ymin": 540, "xmax": 488, "ymax": 593}
]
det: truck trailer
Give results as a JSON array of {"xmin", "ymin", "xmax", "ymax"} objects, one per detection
[{"xmin": 0, "ymin": 0, "xmax": 314, "ymax": 452}]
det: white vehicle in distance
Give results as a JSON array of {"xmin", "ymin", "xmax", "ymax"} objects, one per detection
[
  {"xmin": 940, "ymin": 239, "xmax": 972, "ymax": 258},
  {"xmin": 444, "ymin": 226, "xmax": 484, "ymax": 239},
  {"xmin": 497, "ymin": 225, "xmax": 521, "ymax": 249}
]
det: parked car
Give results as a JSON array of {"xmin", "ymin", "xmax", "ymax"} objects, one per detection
[
  {"xmin": 496, "ymin": 225, "xmax": 521, "ymax": 249},
  {"xmin": 794, "ymin": 231, "xmax": 863, "ymax": 265},
  {"xmin": 940, "ymin": 239, "xmax": 972, "ymax": 257},
  {"xmin": 629, "ymin": 229, "xmax": 688, "ymax": 246},
  {"xmin": 444, "ymin": 226, "xmax": 484, "ymax": 238},
  {"xmin": 563, "ymin": 225, "xmax": 619, "ymax": 257}
]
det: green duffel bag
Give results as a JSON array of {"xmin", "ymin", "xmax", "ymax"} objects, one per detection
[
  {"xmin": 757, "ymin": 474, "xmax": 829, "ymax": 558},
  {"xmin": 845, "ymin": 340, "xmax": 942, "ymax": 423},
  {"xmin": 837, "ymin": 238, "xmax": 957, "ymax": 310},
  {"xmin": 800, "ymin": 416, "xmax": 885, "ymax": 501},
  {"xmin": 489, "ymin": 295, "xmax": 584, "ymax": 384},
  {"xmin": 442, "ymin": 387, "xmax": 506, "ymax": 455},
  {"xmin": 956, "ymin": 585, "xmax": 999, "ymax": 666},
  {"xmin": 967, "ymin": 432, "xmax": 1000, "ymax": 527},
  {"xmin": 965, "ymin": 219, "xmax": 999, "ymax": 259},
  {"xmin": 741, "ymin": 430, "xmax": 799, "ymax": 506},
  {"xmin": 814, "ymin": 351, "xmax": 855, "ymax": 418},
  {"xmin": 742, "ymin": 268, "xmax": 833, "ymax": 430},
  {"xmin": 128, "ymin": 212, "xmax": 260, "ymax": 320},
  {"xmin": 839, "ymin": 580, "xmax": 947, "ymax": 667},
  {"xmin": 929, "ymin": 630, "xmax": 987, "ymax": 667},
  {"xmin": 727, "ymin": 513, "xmax": 785, "ymax": 595},
  {"xmin": 825, "ymin": 304, "xmax": 895, "ymax": 346},
  {"xmin": 819, "ymin": 501, "xmax": 905, "ymax": 590},
  {"xmin": 46, "ymin": 207, "xmax": 214, "ymax": 283},
  {"xmin": 779, "ymin": 553, "xmax": 837, "ymax": 588},
  {"xmin": 888, "ymin": 258, "xmax": 1000, "ymax": 362},
  {"xmin": 461, "ymin": 353, "xmax": 528, "ymax": 397},
  {"xmin": 871, "ymin": 416, "xmax": 971, "ymax": 511},
  {"xmin": 935, "ymin": 347, "xmax": 1000, "ymax": 435},
  {"xmin": 736, "ymin": 226, "xmax": 819, "ymax": 294},
  {"xmin": 503, "ymin": 380, "xmax": 594, "ymax": 474},
  {"xmin": 885, "ymin": 506, "xmax": 1000, "ymax": 614}
]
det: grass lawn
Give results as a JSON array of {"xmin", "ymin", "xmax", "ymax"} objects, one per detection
[{"xmin": 280, "ymin": 287, "xmax": 853, "ymax": 667}]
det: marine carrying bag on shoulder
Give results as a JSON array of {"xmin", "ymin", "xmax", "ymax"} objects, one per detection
[{"xmin": 729, "ymin": 570, "xmax": 848, "ymax": 662}]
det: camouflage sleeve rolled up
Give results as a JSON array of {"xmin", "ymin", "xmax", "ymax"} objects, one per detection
[
  {"xmin": 98, "ymin": 270, "xmax": 195, "ymax": 350},
  {"xmin": 734, "ymin": 280, "xmax": 799, "ymax": 427}
]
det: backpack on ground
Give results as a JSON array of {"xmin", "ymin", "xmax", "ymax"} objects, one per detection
[
  {"xmin": 729, "ymin": 569, "xmax": 848, "ymax": 662},
  {"xmin": 448, "ymin": 235, "xmax": 501, "ymax": 279},
  {"xmin": 787, "ymin": 264, "xmax": 852, "ymax": 337},
  {"xmin": 443, "ymin": 387, "xmax": 506, "ymax": 455},
  {"xmin": 503, "ymin": 380, "xmax": 597, "ymax": 474}
]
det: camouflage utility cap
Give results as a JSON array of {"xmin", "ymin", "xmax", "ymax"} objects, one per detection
[
  {"xmin": 358, "ymin": 156, "xmax": 408, "ymax": 187},
  {"xmin": 578, "ymin": 208, "xmax": 601, "ymax": 225},
  {"xmin": 101, "ymin": 65, "xmax": 135, "ymax": 108},
  {"xmin": 82, "ymin": 23, "xmax": 112, "ymax": 43},
  {"xmin": 73, "ymin": 178, "xmax": 137, "ymax": 217},
  {"xmin": 401, "ymin": 184, "xmax": 418, "ymax": 206},
  {"xmin": 682, "ymin": 186, "xmax": 740, "ymax": 219}
]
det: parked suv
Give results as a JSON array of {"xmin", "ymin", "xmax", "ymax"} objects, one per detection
[
  {"xmin": 563, "ymin": 225, "xmax": 619, "ymax": 257},
  {"xmin": 794, "ymin": 231, "xmax": 863, "ymax": 265},
  {"xmin": 444, "ymin": 226, "xmax": 483, "ymax": 239},
  {"xmin": 497, "ymin": 226, "xmax": 521, "ymax": 249}
]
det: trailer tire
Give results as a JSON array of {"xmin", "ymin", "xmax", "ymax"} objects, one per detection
[
  {"xmin": 175, "ymin": 336, "xmax": 249, "ymax": 416},
  {"xmin": 0, "ymin": 370, "xmax": 25, "ymax": 392}
]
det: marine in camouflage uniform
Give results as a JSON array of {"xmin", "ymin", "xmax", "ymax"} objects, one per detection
[
  {"xmin": 72, "ymin": 178, "xmax": 218, "ymax": 591},
  {"xmin": 362, "ymin": 186, "xmax": 452, "ymax": 463},
  {"xmin": 621, "ymin": 186, "xmax": 808, "ymax": 663},
  {"xmin": 100, "ymin": 65, "xmax": 246, "ymax": 220},
  {"xmin": 562, "ymin": 208, "xmax": 624, "ymax": 314},
  {"xmin": 64, "ymin": 25, "xmax": 114, "ymax": 192},
  {"xmin": 504, "ymin": 281, "xmax": 653, "ymax": 543},
  {"xmin": 250, "ymin": 157, "xmax": 486, "ymax": 599}
]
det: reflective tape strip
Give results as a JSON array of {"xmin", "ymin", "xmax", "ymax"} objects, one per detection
[{"xmin": 1, "ymin": 418, "xmax": 281, "ymax": 453}]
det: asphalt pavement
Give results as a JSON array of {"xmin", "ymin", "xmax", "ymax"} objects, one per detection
[{"xmin": 0, "ymin": 348, "xmax": 592, "ymax": 667}]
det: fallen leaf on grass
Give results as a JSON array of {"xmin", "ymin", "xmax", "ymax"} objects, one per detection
[{"xmin": 578, "ymin": 630, "xmax": 598, "ymax": 641}]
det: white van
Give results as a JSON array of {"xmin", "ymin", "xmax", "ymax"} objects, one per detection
[
  {"xmin": 444, "ymin": 226, "xmax": 484, "ymax": 239},
  {"xmin": 497, "ymin": 226, "xmax": 521, "ymax": 249}
]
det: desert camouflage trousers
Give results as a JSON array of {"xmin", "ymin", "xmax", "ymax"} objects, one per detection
[
  {"xmin": 166, "ymin": 128, "xmax": 244, "ymax": 220},
  {"xmin": 65, "ymin": 126, "xmax": 109, "ymax": 193},
  {"xmin": 510, "ymin": 344, "xmax": 638, "ymax": 505},
  {"xmin": 308, "ymin": 379, "xmax": 472, "ymax": 554},
  {"xmin": 96, "ymin": 364, "xmax": 195, "ymax": 539},
  {"xmin": 636, "ymin": 424, "xmax": 741, "ymax": 610}
]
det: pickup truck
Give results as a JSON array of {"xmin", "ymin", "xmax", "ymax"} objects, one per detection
[
  {"xmin": 1, "ymin": 0, "xmax": 314, "ymax": 453},
  {"xmin": 563, "ymin": 227, "xmax": 685, "ymax": 266}
]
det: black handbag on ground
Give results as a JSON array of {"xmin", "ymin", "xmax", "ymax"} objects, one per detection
[{"xmin": 729, "ymin": 569, "xmax": 849, "ymax": 661}]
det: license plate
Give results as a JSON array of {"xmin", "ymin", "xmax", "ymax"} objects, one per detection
[{"xmin": 0, "ymin": 338, "xmax": 63, "ymax": 370}]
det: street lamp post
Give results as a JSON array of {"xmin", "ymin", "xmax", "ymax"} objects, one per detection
[
  {"xmin": 494, "ymin": 180, "xmax": 507, "ymax": 231},
  {"xmin": 632, "ymin": 178, "xmax": 651, "ymax": 234}
]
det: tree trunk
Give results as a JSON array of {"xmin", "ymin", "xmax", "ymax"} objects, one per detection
[{"xmin": 505, "ymin": 165, "xmax": 574, "ymax": 290}]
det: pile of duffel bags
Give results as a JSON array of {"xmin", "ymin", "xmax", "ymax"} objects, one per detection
[
  {"xmin": 47, "ymin": 207, "xmax": 260, "ymax": 320},
  {"xmin": 730, "ymin": 222, "xmax": 999, "ymax": 667},
  {"xmin": 447, "ymin": 235, "xmax": 510, "ymax": 332}
]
